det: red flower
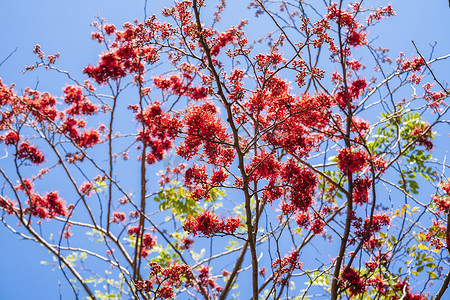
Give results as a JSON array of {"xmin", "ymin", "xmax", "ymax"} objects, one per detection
[
  {"xmin": 77, "ymin": 129, "xmax": 100, "ymax": 148},
  {"xmin": 340, "ymin": 267, "xmax": 366, "ymax": 297},
  {"xmin": 110, "ymin": 211, "xmax": 126, "ymax": 224},
  {"xmin": 337, "ymin": 148, "xmax": 368, "ymax": 175},
  {"xmin": 79, "ymin": 182, "xmax": 94, "ymax": 196},
  {"xmin": 183, "ymin": 211, "xmax": 241, "ymax": 237},
  {"xmin": 2, "ymin": 131, "xmax": 19, "ymax": 145},
  {"xmin": 16, "ymin": 142, "xmax": 45, "ymax": 164},
  {"xmin": 353, "ymin": 176, "xmax": 372, "ymax": 205}
]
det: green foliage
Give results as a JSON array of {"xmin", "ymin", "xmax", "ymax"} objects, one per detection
[
  {"xmin": 405, "ymin": 233, "xmax": 439, "ymax": 278},
  {"xmin": 369, "ymin": 110, "xmax": 437, "ymax": 194},
  {"xmin": 86, "ymin": 272, "xmax": 126, "ymax": 300},
  {"xmin": 154, "ymin": 182, "xmax": 225, "ymax": 221},
  {"xmin": 150, "ymin": 244, "xmax": 178, "ymax": 268},
  {"xmin": 154, "ymin": 183, "xmax": 200, "ymax": 221},
  {"xmin": 87, "ymin": 229, "xmax": 105, "ymax": 243}
]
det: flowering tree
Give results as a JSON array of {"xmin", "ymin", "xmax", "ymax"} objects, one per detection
[{"xmin": 1, "ymin": 0, "xmax": 450, "ymax": 299}]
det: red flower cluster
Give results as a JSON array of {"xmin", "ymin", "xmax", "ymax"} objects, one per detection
[
  {"xmin": 197, "ymin": 265, "xmax": 222, "ymax": 298},
  {"xmin": 263, "ymin": 92, "xmax": 333, "ymax": 157},
  {"xmin": 391, "ymin": 280, "xmax": 426, "ymax": 300},
  {"xmin": 16, "ymin": 142, "xmax": 45, "ymax": 164},
  {"xmin": 79, "ymin": 181, "xmax": 94, "ymax": 196},
  {"xmin": 126, "ymin": 226, "xmax": 156, "ymax": 257},
  {"xmin": 310, "ymin": 217, "xmax": 325, "ymax": 235},
  {"xmin": 77, "ymin": 130, "xmax": 100, "ymax": 148},
  {"xmin": 408, "ymin": 124, "xmax": 433, "ymax": 151},
  {"xmin": 0, "ymin": 196, "xmax": 15, "ymax": 215},
  {"xmin": 351, "ymin": 213, "xmax": 391, "ymax": 245},
  {"xmin": 366, "ymin": 4, "xmax": 395, "ymax": 25},
  {"xmin": 294, "ymin": 211, "xmax": 310, "ymax": 228},
  {"xmin": 136, "ymin": 102, "xmax": 181, "ymax": 165},
  {"xmin": 272, "ymin": 250, "xmax": 302, "ymax": 285},
  {"xmin": 183, "ymin": 211, "xmax": 241, "ymax": 237},
  {"xmin": 442, "ymin": 180, "xmax": 450, "ymax": 195},
  {"xmin": 337, "ymin": 147, "xmax": 368, "ymax": 175},
  {"xmin": 184, "ymin": 164, "xmax": 208, "ymax": 187},
  {"xmin": 85, "ymin": 17, "xmax": 181, "ymax": 85},
  {"xmin": 432, "ymin": 194, "xmax": 450, "ymax": 214},
  {"xmin": 83, "ymin": 52, "xmax": 128, "ymax": 85},
  {"xmin": 334, "ymin": 78, "xmax": 368, "ymax": 110},
  {"xmin": 339, "ymin": 267, "xmax": 366, "ymax": 297},
  {"xmin": 311, "ymin": 18, "xmax": 333, "ymax": 48},
  {"xmin": 326, "ymin": 3, "xmax": 367, "ymax": 49},
  {"xmin": 63, "ymin": 85, "xmax": 98, "ymax": 116},
  {"xmin": 227, "ymin": 69, "xmax": 245, "ymax": 101},
  {"xmin": 110, "ymin": 211, "xmax": 126, "ymax": 224},
  {"xmin": 210, "ymin": 26, "xmax": 238, "ymax": 57},
  {"xmin": 153, "ymin": 70, "xmax": 209, "ymax": 101},
  {"xmin": 353, "ymin": 176, "xmax": 372, "ymax": 205},
  {"xmin": 247, "ymin": 150, "xmax": 280, "ymax": 183},
  {"xmin": 180, "ymin": 238, "xmax": 194, "ymax": 250},
  {"xmin": 422, "ymin": 82, "xmax": 446, "ymax": 112},
  {"xmin": 60, "ymin": 117, "xmax": 101, "ymax": 148},
  {"xmin": 177, "ymin": 102, "xmax": 234, "ymax": 168},
  {"xmin": 127, "ymin": 225, "xmax": 141, "ymax": 237},
  {"xmin": 254, "ymin": 53, "xmax": 286, "ymax": 71},
  {"xmin": 400, "ymin": 55, "xmax": 425, "ymax": 72},
  {"xmin": 23, "ymin": 89, "xmax": 58, "ymax": 122},
  {"xmin": 143, "ymin": 232, "xmax": 157, "ymax": 249},
  {"xmin": 135, "ymin": 262, "xmax": 194, "ymax": 299},
  {"xmin": 24, "ymin": 191, "xmax": 67, "ymax": 219},
  {"xmin": 1, "ymin": 131, "xmax": 19, "ymax": 145},
  {"xmin": 280, "ymin": 160, "xmax": 317, "ymax": 212}
]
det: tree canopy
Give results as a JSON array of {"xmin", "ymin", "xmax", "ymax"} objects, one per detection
[{"xmin": 1, "ymin": 1, "xmax": 450, "ymax": 299}]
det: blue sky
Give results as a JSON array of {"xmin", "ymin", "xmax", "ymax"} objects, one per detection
[{"xmin": 1, "ymin": 1, "xmax": 450, "ymax": 299}]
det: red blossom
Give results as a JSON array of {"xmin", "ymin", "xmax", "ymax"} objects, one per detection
[
  {"xmin": 349, "ymin": 78, "xmax": 367, "ymax": 99},
  {"xmin": 181, "ymin": 238, "xmax": 194, "ymax": 250},
  {"xmin": 295, "ymin": 211, "xmax": 310, "ymax": 228},
  {"xmin": 143, "ymin": 233, "xmax": 157, "ymax": 248},
  {"xmin": 177, "ymin": 102, "xmax": 233, "ymax": 166},
  {"xmin": 366, "ymin": 5, "xmax": 395, "ymax": 25},
  {"xmin": 210, "ymin": 26, "xmax": 238, "ymax": 57},
  {"xmin": 77, "ymin": 129, "xmax": 100, "ymax": 148},
  {"xmin": 310, "ymin": 217, "xmax": 325, "ymax": 235},
  {"xmin": 272, "ymin": 250, "xmax": 302, "ymax": 285},
  {"xmin": 79, "ymin": 182, "xmax": 94, "ymax": 196},
  {"xmin": 353, "ymin": 176, "xmax": 372, "ymax": 205},
  {"xmin": 62, "ymin": 223, "xmax": 73, "ymax": 239},
  {"xmin": 409, "ymin": 124, "xmax": 433, "ymax": 151},
  {"xmin": 127, "ymin": 225, "xmax": 141, "ymax": 237},
  {"xmin": 326, "ymin": 3, "xmax": 367, "ymax": 48},
  {"xmin": 442, "ymin": 181, "xmax": 450, "ymax": 195},
  {"xmin": 24, "ymin": 89, "xmax": 58, "ymax": 122},
  {"xmin": 280, "ymin": 160, "xmax": 317, "ymax": 211},
  {"xmin": 16, "ymin": 142, "xmax": 45, "ymax": 164},
  {"xmin": 196, "ymin": 265, "xmax": 222, "ymax": 297},
  {"xmin": 25, "ymin": 191, "xmax": 67, "ymax": 219},
  {"xmin": 136, "ymin": 102, "xmax": 182, "ymax": 164},
  {"xmin": 337, "ymin": 148, "xmax": 368, "ymax": 175},
  {"xmin": 104, "ymin": 24, "xmax": 116, "ymax": 35},
  {"xmin": 63, "ymin": 85, "xmax": 98, "ymax": 116},
  {"xmin": 432, "ymin": 194, "xmax": 450, "ymax": 214},
  {"xmin": 401, "ymin": 55, "xmax": 425, "ymax": 72},
  {"xmin": 2, "ymin": 131, "xmax": 19, "ymax": 145},
  {"xmin": 110, "ymin": 211, "xmax": 126, "ymax": 224},
  {"xmin": 83, "ymin": 50, "xmax": 132, "ymax": 84},
  {"xmin": 340, "ymin": 267, "xmax": 366, "ymax": 297},
  {"xmin": 183, "ymin": 211, "xmax": 241, "ymax": 237},
  {"xmin": 0, "ymin": 197, "xmax": 16, "ymax": 215}
]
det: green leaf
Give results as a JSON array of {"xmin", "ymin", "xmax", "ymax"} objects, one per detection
[{"xmin": 428, "ymin": 271, "xmax": 437, "ymax": 279}]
